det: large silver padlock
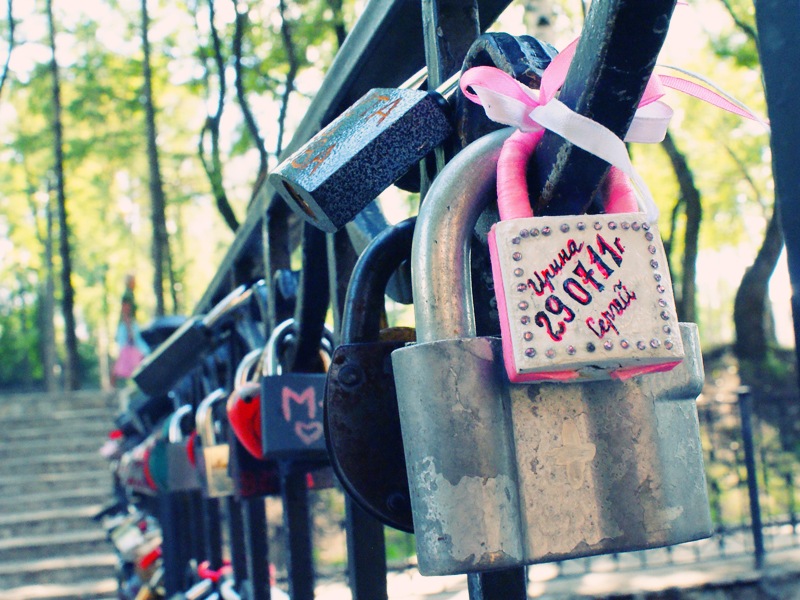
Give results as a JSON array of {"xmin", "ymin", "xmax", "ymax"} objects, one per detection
[
  {"xmin": 391, "ymin": 128, "xmax": 712, "ymax": 576},
  {"xmin": 195, "ymin": 388, "xmax": 235, "ymax": 498}
]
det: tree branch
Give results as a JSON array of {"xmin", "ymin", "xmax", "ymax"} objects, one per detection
[
  {"xmin": 326, "ymin": 0, "xmax": 346, "ymax": 48},
  {"xmin": 0, "ymin": 0, "xmax": 15, "ymax": 100},
  {"xmin": 194, "ymin": 0, "xmax": 239, "ymax": 232},
  {"xmin": 718, "ymin": 0, "xmax": 758, "ymax": 44},
  {"xmin": 232, "ymin": 0, "xmax": 268, "ymax": 196},
  {"xmin": 276, "ymin": 0, "xmax": 298, "ymax": 157},
  {"xmin": 661, "ymin": 130, "xmax": 702, "ymax": 323},
  {"xmin": 723, "ymin": 143, "xmax": 768, "ymax": 215}
]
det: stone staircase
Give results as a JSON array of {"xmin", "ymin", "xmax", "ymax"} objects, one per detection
[{"xmin": 0, "ymin": 391, "xmax": 122, "ymax": 600}]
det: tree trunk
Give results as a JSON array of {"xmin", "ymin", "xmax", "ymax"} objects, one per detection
[
  {"xmin": 46, "ymin": 0, "xmax": 80, "ymax": 390},
  {"xmin": 25, "ymin": 166, "xmax": 58, "ymax": 392},
  {"xmin": 755, "ymin": 0, "xmax": 800, "ymax": 387},
  {"xmin": 661, "ymin": 130, "xmax": 702, "ymax": 324},
  {"xmin": 326, "ymin": 0, "xmax": 346, "ymax": 48},
  {"xmin": 734, "ymin": 206, "xmax": 784, "ymax": 361},
  {"xmin": 141, "ymin": 0, "xmax": 169, "ymax": 317},
  {"xmin": 276, "ymin": 0, "xmax": 300, "ymax": 156},
  {"xmin": 41, "ymin": 188, "xmax": 58, "ymax": 392}
]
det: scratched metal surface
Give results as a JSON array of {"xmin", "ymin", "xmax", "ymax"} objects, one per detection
[{"xmin": 392, "ymin": 119, "xmax": 710, "ymax": 575}]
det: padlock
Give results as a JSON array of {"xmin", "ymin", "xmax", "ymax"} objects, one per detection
[
  {"xmin": 120, "ymin": 387, "xmax": 175, "ymax": 436},
  {"xmin": 325, "ymin": 217, "xmax": 416, "ymax": 532},
  {"xmin": 117, "ymin": 432, "xmax": 160, "ymax": 496},
  {"xmin": 260, "ymin": 319, "xmax": 332, "ymax": 462},
  {"xmin": 226, "ymin": 347, "xmax": 282, "ymax": 499},
  {"xmin": 134, "ymin": 284, "xmax": 253, "ymax": 396},
  {"xmin": 109, "ymin": 512, "xmax": 150, "ymax": 560},
  {"xmin": 172, "ymin": 578, "xmax": 213, "ymax": 600},
  {"xmin": 392, "ymin": 128, "xmax": 711, "ymax": 575},
  {"xmin": 195, "ymin": 389, "xmax": 235, "ymax": 498},
  {"xmin": 268, "ymin": 70, "xmax": 458, "ymax": 233},
  {"xmin": 488, "ymin": 128, "xmax": 683, "ymax": 382},
  {"xmin": 227, "ymin": 348, "xmax": 266, "ymax": 460},
  {"xmin": 165, "ymin": 405, "xmax": 201, "ymax": 492},
  {"xmin": 145, "ymin": 409, "xmax": 198, "ymax": 495}
]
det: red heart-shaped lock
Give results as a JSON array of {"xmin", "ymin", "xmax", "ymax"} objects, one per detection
[{"xmin": 226, "ymin": 382, "xmax": 264, "ymax": 459}]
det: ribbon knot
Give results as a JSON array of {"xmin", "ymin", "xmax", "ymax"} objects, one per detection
[{"xmin": 460, "ymin": 37, "xmax": 768, "ymax": 224}]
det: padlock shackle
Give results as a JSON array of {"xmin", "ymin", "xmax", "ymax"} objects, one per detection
[
  {"xmin": 234, "ymin": 347, "xmax": 264, "ymax": 389},
  {"xmin": 195, "ymin": 388, "xmax": 228, "ymax": 446},
  {"xmin": 342, "ymin": 217, "xmax": 416, "ymax": 344},
  {"xmin": 218, "ymin": 579, "xmax": 240, "ymax": 600},
  {"xmin": 264, "ymin": 318, "xmax": 333, "ymax": 375},
  {"xmin": 183, "ymin": 578, "xmax": 213, "ymax": 600},
  {"xmin": 201, "ymin": 284, "xmax": 253, "ymax": 329},
  {"xmin": 167, "ymin": 404, "xmax": 193, "ymax": 443},
  {"xmin": 413, "ymin": 127, "xmax": 513, "ymax": 344}
]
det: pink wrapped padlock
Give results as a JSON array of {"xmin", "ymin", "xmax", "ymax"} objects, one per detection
[{"xmin": 488, "ymin": 129, "xmax": 684, "ymax": 382}]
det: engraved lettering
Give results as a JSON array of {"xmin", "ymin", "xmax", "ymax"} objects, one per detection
[
  {"xmin": 281, "ymin": 386, "xmax": 317, "ymax": 422},
  {"xmin": 563, "ymin": 278, "xmax": 592, "ymax": 306},
  {"xmin": 527, "ymin": 239, "xmax": 584, "ymax": 296},
  {"xmin": 365, "ymin": 95, "xmax": 402, "ymax": 125},
  {"xmin": 572, "ymin": 260, "xmax": 605, "ymax": 292},
  {"xmin": 585, "ymin": 281, "xmax": 637, "ymax": 339}
]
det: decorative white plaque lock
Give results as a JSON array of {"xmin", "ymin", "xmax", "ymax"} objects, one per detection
[{"xmin": 489, "ymin": 129, "xmax": 684, "ymax": 382}]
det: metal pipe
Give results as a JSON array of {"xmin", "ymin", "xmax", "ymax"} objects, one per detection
[{"xmin": 738, "ymin": 386, "xmax": 765, "ymax": 569}]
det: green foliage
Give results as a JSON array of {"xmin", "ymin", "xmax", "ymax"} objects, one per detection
[
  {"xmin": 384, "ymin": 528, "xmax": 416, "ymax": 565},
  {"xmin": 0, "ymin": 0, "xmax": 783, "ymax": 386},
  {"xmin": 0, "ymin": 279, "xmax": 42, "ymax": 388}
]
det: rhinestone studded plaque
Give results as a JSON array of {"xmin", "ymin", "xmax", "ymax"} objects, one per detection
[{"xmin": 488, "ymin": 213, "xmax": 684, "ymax": 382}]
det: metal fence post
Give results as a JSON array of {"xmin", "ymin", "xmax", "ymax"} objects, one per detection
[{"xmin": 738, "ymin": 386, "xmax": 765, "ymax": 569}]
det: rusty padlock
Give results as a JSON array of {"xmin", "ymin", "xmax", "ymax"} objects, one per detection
[{"xmin": 325, "ymin": 217, "xmax": 416, "ymax": 532}]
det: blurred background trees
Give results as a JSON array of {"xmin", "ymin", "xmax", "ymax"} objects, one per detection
[{"xmin": 0, "ymin": 0, "xmax": 784, "ymax": 392}]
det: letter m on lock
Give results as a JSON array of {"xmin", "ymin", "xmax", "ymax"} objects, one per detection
[
  {"xmin": 281, "ymin": 386, "xmax": 317, "ymax": 422},
  {"xmin": 261, "ymin": 373, "xmax": 328, "ymax": 460}
]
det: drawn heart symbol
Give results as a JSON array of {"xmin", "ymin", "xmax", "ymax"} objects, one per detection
[{"xmin": 294, "ymin": 421, "xmax": 323, "ymax": 446}]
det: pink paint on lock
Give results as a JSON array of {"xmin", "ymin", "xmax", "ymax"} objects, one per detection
[
  {"xmin": 461, "ymin": 29, "xmax": 769, "ymax": 382},
  {"xmin": 489, "ymin": 130, "xmax": 644, "ymax": 383},
  {"xmin": 489, "ymin": 129, "xmax": 647, "ymax": 382}
]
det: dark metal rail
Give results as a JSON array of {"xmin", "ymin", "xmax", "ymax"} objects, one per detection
[{"xmin": 113, "ymin": 1, "xmax": 693, "ymax": 599}]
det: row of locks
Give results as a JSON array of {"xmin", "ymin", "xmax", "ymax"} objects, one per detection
[{"xmin": 104, "ymin": 30, "xmax": 712, "ymax": 600}]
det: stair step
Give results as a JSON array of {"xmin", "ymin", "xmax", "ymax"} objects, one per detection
[
  {"xmin": 0, "ymin": 469, "xmax": 111, "ymax": 496},
  {"xmin": 0, "ymin": 577, "xmax": 118, "ymax": 600},
  {"xmin": 0, "ymin": 486, "xmax": 113, "ymax": 514},
  {"xmin": 0, "ymin": 451, "xmax": 110, "ymax": 476},
  {"xmin": 1, "ymin": 420, "xmax": 115, "ymax": 442},
  {"xmin": 0, "ymin": 390, "xmax": 120, "ymax": 418},
  {"xmin": 0, "ymin": 505, "xmax": 105, "ymax": 539},
  {"xmin": 0, "ymin": 553, "xmax": 117, "ymax": 590},
  {"xmin": 0, "ymin": 529, "xmax": 111, "ymax": 562},
  {"xmin": 0, "ymin": 437, "xmax": 110, "ymax": 459},
  {"xmin": 0, "ymin": 390, "xmax": 122, "ymax": 597},
  {"xmin": 0, "ymin": 406, "xmax": 117, "ymax": 423}
]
